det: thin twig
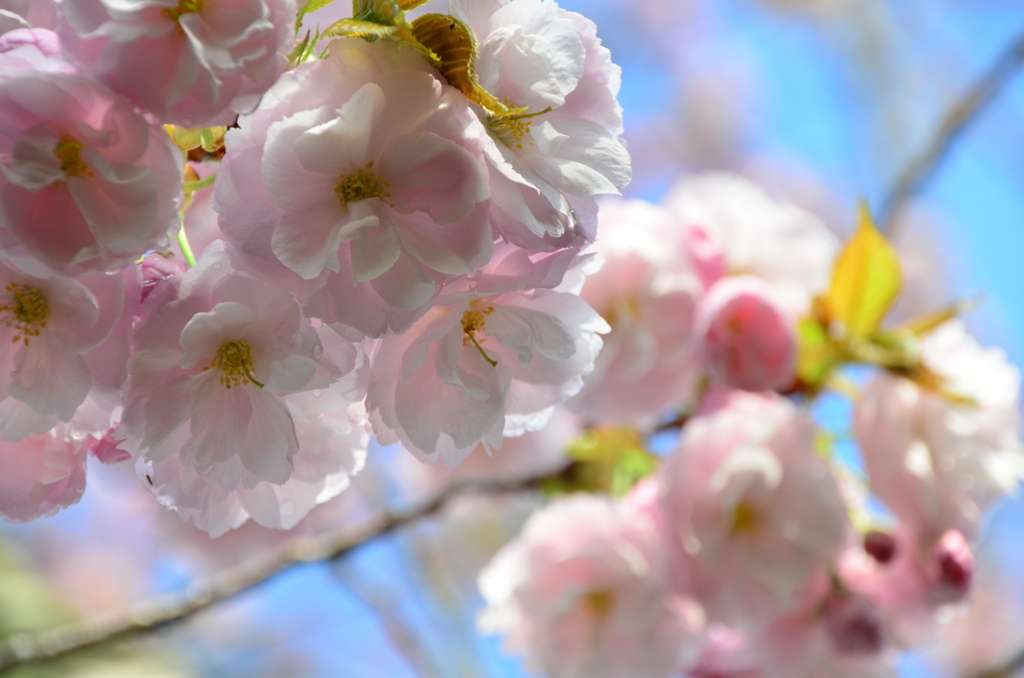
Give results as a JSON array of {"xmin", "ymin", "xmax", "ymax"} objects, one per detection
[
  {"xmin": 0, "ymin": 475, "xmax": 544, "ymax": 674},
  {"xmin": 879, "ymin": 30, "xmax": 1024, "ymax": 235}
]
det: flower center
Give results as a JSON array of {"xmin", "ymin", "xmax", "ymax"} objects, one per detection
[
  {"xmin": 206, "ymin": 340, "xmax": 264, "ymax": 389},
  {"xmin": 731, "ymin": 502, "xmax": 760, "ymax": 534},
  {"xmin": 164, "ymin": 0, "xmax": 203, "ymax": 21},
  {"xmin": 584, "ymin": 590, "xmax": 615, "ymax": 620},
  {"xmin": 335, "ymin": 163, "xmax": 391, "ymax": 206},
  {"xmin": 53, "ymin": 135, "xmax": 90, "ymax": 178},
  {"xmin": 0, "ymin": 283, "xmax": 50, "ymax": 345},
  {"xmin": 487, "ymin": 106, "xmax": 552, "ymax": 150},
  {"xmin": 461, "ymin": 304, "xmax": 496, "ymax": 367}
]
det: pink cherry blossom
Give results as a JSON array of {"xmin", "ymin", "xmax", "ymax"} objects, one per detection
[
  {"xmin": 56, "ymin": 0, "xmax": 295, "ymax": 126},
  {"xmin": 367, "ymin": 284, "xmax": 608, "ymax": 467},
  {"xmin": 216, "ymin": 39, "xmax": 492, "ymax": 337},
  {"xmin": 137, "ymin": 372, "xmax": 369, "ymax": 537},
  {"xmin": 665, "ymin": 172, "xmax": 840, "ymax": 315},
  {"xmin": 839, "ymin": 527, "xmax": 975, "ymax": 647},
  {"xmin": 662, "ymin": 389, "xmax": 850, "ymax": 629},
  {"xmin": 119, "ymin": 242, "xmax": 359, "ymax": 496},
  {"xmin": 855, "ymin": 320, "xmax": 1024, "ymax": 540},
  {"xmin": 451, "ymin": 0, "xmax": 631, "ymax": 250},
  {"xmin": 0, "ymin": 69, "xmax": 182, "ymax": 274},
  {"xmin": 478, "ymin": 494, "xmax": 705, "ymax": 678},
  {"xmin": 569, "ymin": 197, "xmax": 707, "ymax": 425},
  {"xmin": 0, "ymin": 258, "xmax": 132, "ymax": 440},
  {"xmin": 695, "ymin": 275, "xmax": 797, "ymax": 393},
  {"xmin": 0, "ymin": 425, "xmax": 88, "ymax": 522}
]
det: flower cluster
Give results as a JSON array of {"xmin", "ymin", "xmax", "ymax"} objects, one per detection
[
  {"xmin": 478, "ymin": 174, "xmax": 1024, "ymax": 678},
  {"xmin": 0, "ymin": 0, "xmax": 627, "ymax": 535}
]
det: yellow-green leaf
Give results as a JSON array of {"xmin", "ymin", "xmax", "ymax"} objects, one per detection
[
  {"xmin": 296, "ymin": 0, "xmax": 335, "ymax": 28},
  {"xmin": 164, "ymin": 125, "xmax": 203, "ymax": 151},
  {"xmin": 898, "ymin": 296, "xmax": 981, "ymax": 337},
  {"xmin": 396, "ymin": 0, "xmax": 430, "ymax": 8},
  {"xmin": 411, "ymin": 14, "xmax": 527, "ymax": 117},
  {"xmin": 199, "ymin": 126, "xmax": 227, "ymax": 153},
  {"xmin": 321, "ymin": 17, "xmax": 400, "ymax": 39},
  {"xmin": 352, "ymin": 0, "xmax": 403, "ymax": 24},
  {"xmin": 796, "ymin": 316, "xmax": 840, "ymax": 388},
  {"xmin": 824, "ymin": 201, "xmax": 903, "ymax": 337}
]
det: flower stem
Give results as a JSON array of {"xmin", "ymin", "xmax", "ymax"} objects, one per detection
[{"xmin": 176, "ymin": 217, "xmax": 196, "ymax": 267}]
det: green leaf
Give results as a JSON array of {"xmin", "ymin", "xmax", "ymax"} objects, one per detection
[
  {"xmin": 296, "ymin": 0, "xmax": 335, "ymax": 29},
  {"xmin": 199, "ymin": 126, "xmax": 226, "ymax": 153},
  {"xmin": 824, "ymin": 201, "xmax": 903, "ymax": 338},
  {"xmin": 163, "ymin": 125, "xmax": 203, "ymax": 152},
  {"xmin": 544, "ymin": 427, "xmax": 659, "ymax": 497},
  {"xmin": 796, "ymin": 316, "xmax": 841, "ymax": 389},
  {"xmin": 352, "ymin": 0, "xmax": 403, "ymax": 24}
]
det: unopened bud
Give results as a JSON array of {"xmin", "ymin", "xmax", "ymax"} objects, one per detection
[
  {"xmin": 823, "ymin": 592, "xmax": 887, "ymax": 657},
  {"xmin": 927, "ymin": 530, "xmax": 974, "ymax": 604},
  {"xmin": 863, "ymin": 530, "xmax": 897, "ymax": 564},
  {"xmin": 695, "ymin": 276, "xmax": 797, "ymax": 392},
  {"xmin": 139, "ymin": 252, "xmax": 188, "ymax": 306}
]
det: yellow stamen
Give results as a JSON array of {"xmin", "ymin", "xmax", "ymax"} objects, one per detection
[
  {"xmin": 53, "ymin": 135, "xmax": 90, "ymax": 178},
  {"xmin": 164, "ymin": 0, "xmax": 203, "ymax": 21},
  {"xmin": 205, "ymin": 340, "xmax": 264, "ymax": 389},
  {"xmin": 461, "ymin": 305, "xmax": 497, "ymax": 367},
  {"xmin": 0, "ymin": 283, "xmax": 50, "ymax": 345},
  {"xmin": 488, "ymin": 106, "xmax": 552, "ymax": 150},
  {"xmin": 335, "ymin": 163, "xmax": 391, "ymax": 206},
  {"xmin": 731, "ymin": 502, "xmax": 760, "ymax": 534}
]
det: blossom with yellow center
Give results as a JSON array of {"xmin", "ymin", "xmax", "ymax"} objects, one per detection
[{"xmin": 0, "ymin": 283, "xmax": 50, "ymax": 345}]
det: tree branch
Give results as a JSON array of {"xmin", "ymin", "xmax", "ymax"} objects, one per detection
[
  {"xmin": 0, "ymin": 475, "xmax": 545, "ymax": 674},
  {"xmin": 879, "ymin": 30, "xmax": 1024, "ymax": 235}
]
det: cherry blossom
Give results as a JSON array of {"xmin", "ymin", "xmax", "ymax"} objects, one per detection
[
  {"xmin": 568, "ymin": 198, "xmax": 707, "ymax": 424},
  {"xmin": 478, "ymin": 494, "xmax": 705, "ymax": 678},
  {"xmin": 367, "ymin": 284, "xmax": 608, "ymax": 466},
  {"xmin": 665, "ymin": 172, "xmax": 840, "ymax": 315},
  {"xmin": 118, "ymin": 243, "xmax": 357, "ymax": 497},
  {"xmin": 662, "ymin": 389, "xmax": 850, "ymax": 629},
  {"xmin": 855, "ymin": 320, "xmax": 1024, "ymax": 539},
  {"xmin": 216, "ymin": 39, "xmax": 492, "ymax": 337},
  {"xmin": 0, "ymin": 425, "xmax": 88, "ymax": 522},
  {"xmin": 0, "ymin": 67, "xmax": 182, "ymax": 274},
  {"xmin": 452, "ymin": 0, "xmax": 631, "ymax": 250},
  {"xmin": 56, "ymin": 0, "xmax": 296, "ymax": 126},
  {"xmin": 0, "ymin": 258, "xmax": 131, "ymax": 440}
]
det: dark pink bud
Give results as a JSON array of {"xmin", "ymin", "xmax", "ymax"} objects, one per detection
[
  {"xmin": 864, "ymin": 530, "xmax": 897, "ymax": 564},
  {"xmin": 927, "ymin": 530, "xmax": 974, "ymax": 604},
  {"xmin": 824, "ymin": 593, "xmax": 887, "ymax": 657},
  {"xmin": 695, "ymin": 276, "xmax": 797, "ymax": 392}
]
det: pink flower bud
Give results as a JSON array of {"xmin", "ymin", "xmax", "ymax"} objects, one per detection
[
  {"xmin": 684, "ymin": 223, "xmax": 726, "ymax": 288},
  {"xmin": 138, "ymin": 252, "xmax": 188, "ymax": 307},
  {"xmin": 695, "ymin": 276, "xmax": 797, "ymax": 392},
  {"xmin": 927, "ymin": 530, "xmax": 974, "ymax": 604},
  {"xmin": 864, "ymin": 530, "xmax": 898, "ymax": 565},
  {"xmin": 823, "ymin": 592, "xmax": 887, "ymax": 656}
]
